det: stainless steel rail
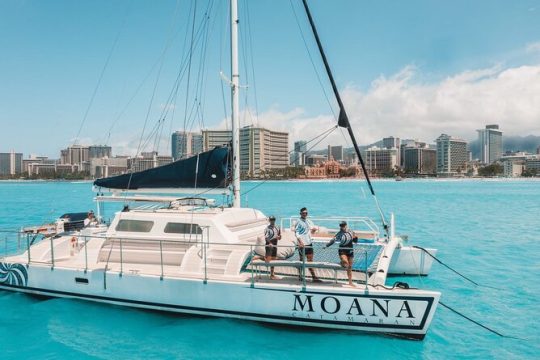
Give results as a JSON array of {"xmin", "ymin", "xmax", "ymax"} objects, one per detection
[{"xmin": 1, "ymin": 229, "xmax": 376, "ymax": 289}]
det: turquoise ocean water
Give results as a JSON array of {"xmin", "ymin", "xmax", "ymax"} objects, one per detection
[{"xmin": 0, "ymin": 179, "xmax": 538, "ymax": 359}]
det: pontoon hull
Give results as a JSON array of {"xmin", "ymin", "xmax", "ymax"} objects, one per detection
[
  {"xmin": 0, "ymin": 263, "xmax": 439, "ymax": 340},
  {"xmin": 388, "ymin": 247, "xmax": 437, "ymax": 276}
]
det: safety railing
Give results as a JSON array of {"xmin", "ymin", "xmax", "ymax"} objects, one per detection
[
  {"xmin": 280, "ymin": 216, "xmax": 380, "ymax": 240},
  {"xmin": 1, "ymin": 228, "xmax": 377, "ymax": 290},
  {"xmin": 0, "ymin": 229, "xmax": 46, "ymax": 260}
]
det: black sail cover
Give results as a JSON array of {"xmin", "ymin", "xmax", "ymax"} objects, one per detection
[{"xmin": 93, "ymin": 147, "xmax": 230, "ymax": 190}]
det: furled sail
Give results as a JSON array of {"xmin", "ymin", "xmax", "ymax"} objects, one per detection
[{"xmin": 93, "ymin": 147, "xmax": 230, "ymax": 190}]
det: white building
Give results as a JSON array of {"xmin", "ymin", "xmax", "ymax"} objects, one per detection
[
  {"xmin": 477, "ymin": 125, "xmax": 502, "ymax": 164},
  {"xmin": 436, "ymin": 134, "xmax": 468, "ymax": 176},
  {"xmin": 363, "ymin": 146, "xmax": 398, "ymax": 176},
  {"xmin": 203, "ymin": 127, "xmax": 289, "ymax": 176}
]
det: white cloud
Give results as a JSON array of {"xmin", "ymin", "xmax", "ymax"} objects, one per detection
[
  {"xmin": 242, "ymin": 63, "xmax": 540, "ymax": 148},
  {"xmin": 526, "ymin": 41, "xmax": 540, "ymax": 53}
]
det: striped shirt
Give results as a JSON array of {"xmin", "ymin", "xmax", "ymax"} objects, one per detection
[
  {"xmin": 295, "ymin": 218, "xmax": 315, "ymax": 245},
  {"xmin": 327, "ymin": 230, "xmax": 356, "ymax": 248},
  {"xmin": 264, "ymin": 225, "xmax": 280, "ymax": 243}
]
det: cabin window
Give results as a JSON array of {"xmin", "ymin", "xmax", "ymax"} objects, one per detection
[
  {"xmin": 115, "ymin": 220, "xmax": 154, "ymax": 232},
  {"xmin": 164, "ymin": 222, "xmax": 202, "ymax": 235}
]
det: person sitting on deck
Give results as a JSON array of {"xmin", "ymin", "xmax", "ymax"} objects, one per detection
[
  {"xmin": 84, "ymin": 210, "xmax": 98, "ymax": 227},
  {"xmin": 295, "ymin": 207, "xmax": 321, "ymax": 282},
  {"xmin": 325, "ymin": 221, "xmax": 358, "ymax": 286},
  {"xmin": 264, "ymin": 215, "xmax": 281, "ymax": 280}
]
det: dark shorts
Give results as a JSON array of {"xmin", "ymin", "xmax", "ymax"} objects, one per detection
[
  {"xmin": 265, "ymin": 239, "xmax": 278, "ymax": 258},
  {"xmin": 299, "ymin": 244, "xmax": 314, "ymax": 257},
  {"xmin": 338, "ymin": 248, "xmax": 354, "ymax": 257}
]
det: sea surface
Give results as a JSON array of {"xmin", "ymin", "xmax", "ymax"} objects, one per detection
[{"xmin": 0, "ymin": 179, "xmax": 538, "ymax": 359}]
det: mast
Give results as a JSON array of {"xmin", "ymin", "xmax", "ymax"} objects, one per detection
[
  {"xmin": 230, "ymin": 0, "xmax": 241, "ymax": 207},
  {"xmin": 301, "ymin": 0, "xmax": 388, "ymax": 231}
]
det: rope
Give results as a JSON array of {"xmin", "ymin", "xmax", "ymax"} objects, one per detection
[
  {"xmin": 73, "ymin": 3, "xmax": 130, "ymax": 145},
  {"xmin": 412, "ymin": 245, "xmax": 502, "ymax": 290},
  {"xmin": 439, "ymin": 301, "xmax": 525, "ymax": 340}
]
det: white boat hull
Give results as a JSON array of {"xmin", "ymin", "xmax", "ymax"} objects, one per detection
[
  {"xmin": 0, "ymin": 263, "xmax": 439, "ymax": 340},
  {"xmin": 388, "ymin": 246, "xmax": 437, "ymax": 276}
]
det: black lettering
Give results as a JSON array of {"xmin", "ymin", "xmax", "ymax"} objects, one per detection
[
  {"xmin": 293, "ymin": 294, "xmax": 314, "ymax": 312},
  {"xmin": 321, "ymin": 296, "xmax": 341, "ymax": 314},
  {"xmin": 370, "ymin": 299, "xmax": 390, "ymax": 317},
  {"xmin": 346, "ymin": 298, "xmax": 365, "ymax": 316},
  {"xmin": 396, "ymin": 301, "xmax": 415, "ymax": 318}
]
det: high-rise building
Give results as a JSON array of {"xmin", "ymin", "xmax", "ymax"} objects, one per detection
[
  {"xmin": 203, "ymin": 127, "xmax": 289, "ymax": 176},
  {"xmin": 403, "ymin": 146, "xmax": 436, "ymax": 175},
  {"xmin": 202, "ymin": 130, "xmax": 232, "ymax": 151},
  {"xmin": 290, "ymin": 151, "xmax": 305, "ymax": 166},
  {"xmin": 60, "ymin": 145, "xmax": 89, "ymax": 165},
  {"xmin": 383, "ymin": 136, "xmax": 400, "ymax": 162},
  {"xmin": 536, "ymin": 145, "xmax": 540, "ymax": 155},
  {"xmin": 477, "ymin": 125, "xmax": 502, "ymax": 164},
  {"xmin": 436, "ymin": 134, "xmax": 468, "ymax": 176},
  {"xmin": 89, "ymin": 145, "xmax": 112, "ymax": 159},
  {"xmin": 90, "ymin": 157, "xmax": 128, "ymax": 178},
  {"xmin": 363, "ymin": 147, "xmax": 398, "ymax": 175},
  {"xmin": 239, "ymin": 126, "xmax": 289, "ymax": 176},
  {"xmin": 129, "ymin": 152, "xmax": 173, "ymax": 172},
  {"xmin": 328, "ymin": 145, "xmax": 343, "ymax": 161},
  {"xmin": 0, "ymin": 150, "xmax": 23, "ymax": 176},
  {"xmin": 171, "ymin": 131, "xmax": 204, "ymax": 160},
  {"xmin": 294, "ymin": 140, "xmax": 307, "ymax": 153},
  {"xmin": 291, "ymin": 141, "xmax": 307, "ymax": 166}
]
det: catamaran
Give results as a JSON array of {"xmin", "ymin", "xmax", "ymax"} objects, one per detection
[{"xmin": 0, "ymin": 0, "xmax": 440, "ymax": 339}]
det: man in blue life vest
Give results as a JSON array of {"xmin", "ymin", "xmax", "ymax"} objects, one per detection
[
  {"xmin": 326, "ymin": 221, "xmax": 358, "ymax": 286},
  {"xmin": 295, "ymin": 207, "xmax": 321, "ymax": 282},
  {"xmin": 264, "ymin": 215, "xmax": 281, "ymax": 280}
]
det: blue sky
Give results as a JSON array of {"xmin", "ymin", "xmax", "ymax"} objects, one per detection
[{"xmin": 1, "ymin": 0, "xmax": 539, "ymax": 157}]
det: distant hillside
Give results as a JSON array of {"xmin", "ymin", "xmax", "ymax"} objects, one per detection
[{"xmin": 469, "ymin": 135, "xmax": 540, "ymax": 158}]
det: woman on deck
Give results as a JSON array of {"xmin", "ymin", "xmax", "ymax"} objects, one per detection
[{"xmin": 325, "ymin": 221, "xmax": 358, "ymax": 286}]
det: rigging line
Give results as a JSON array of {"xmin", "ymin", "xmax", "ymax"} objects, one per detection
[
  {"xmin": 241, "ymin": 125, "xmax": 338, "ymax": 197},
  {"xmin": 289, "ymin": 0, "xmax": 336, "ymax": 119},
  {"xmin": 105, "ymin": 1, "xmax": 187, "ymax": 146},
  {"xmin": 219, "ymin": 0, "xmax": 231, "ymax": 131},
  {"xmin": 162, "ymin": 0, "xmax": 213, "ymax": 130},
  {"xmin": 73, "ymin": 3, "xmax": 131, "ymax": 145},
  {"xmin": 182, "ymin": 0, "xmax": 199, "ymax": 145},
  {"xmin": 197, "ymin": 1, "xmax": 220, "ymax": 132},
  {"xmin": 439, "ymin": 301, "xmax": 524, "ymax": 340},
  {"xmin": 412, "ymin": 246, "xmax": 503, "ymax": 290},
  {"xmin": 194, "ymin": 125, "xmax": 338, "ymax": 199},
  {"xmin": 245, "ymin": 0, "xmax": 260, "ymax": 125},
  {"xmin": 152, "ymin": 1, "xmax": 214, "ymax": 154},
  {"xmin": 301, "ymin": 0, "xmax": 388, "ymax": 232},
  {"xmin": 187, "ymin": 1, "xmax": 215, "ymax": 134}
]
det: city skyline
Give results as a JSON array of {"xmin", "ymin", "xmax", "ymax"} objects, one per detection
[{"xmin": 0, "ymin": 1, "xmax": 539, "ymax": 158}]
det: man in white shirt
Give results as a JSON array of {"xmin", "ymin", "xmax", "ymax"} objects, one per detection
[
  {"xmin": 295, "ymin": 207, "xmax": 321, "ymax": 282},
  {"xmin": 84, "ymin": 210, "xmax": 97, "ymax": 227}
]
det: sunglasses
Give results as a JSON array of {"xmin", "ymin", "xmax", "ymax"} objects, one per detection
[{"xmin": 301, "ymin": 212, "xmax": 308, "ymax": 215}]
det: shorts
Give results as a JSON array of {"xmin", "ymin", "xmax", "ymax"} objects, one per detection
[
  {"xmin": 265, "ymin": 239, "xmax": 278, "ymax": 258},
  {"xmin": 299, "ymin": 244, "xmax": 314, "ymax": 257},
  {"xmin": 339, "ymin": 248, "xmax": 354, "ymax": 257}
]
